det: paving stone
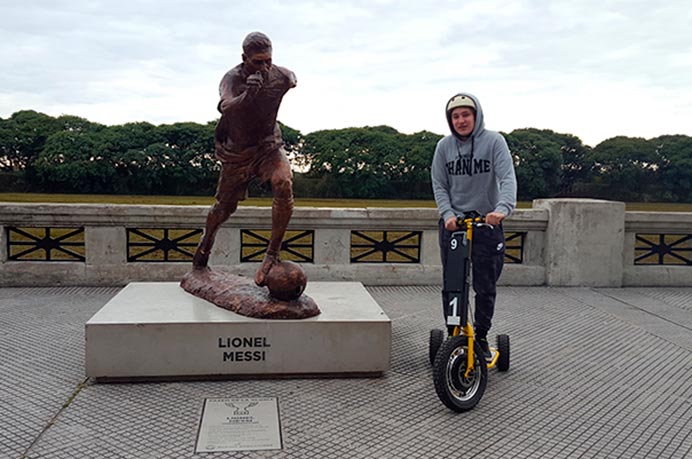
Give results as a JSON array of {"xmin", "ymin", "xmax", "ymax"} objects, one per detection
[{"xmin": 0, "ymin": 285, "xmax": 690, "ymax": 458}]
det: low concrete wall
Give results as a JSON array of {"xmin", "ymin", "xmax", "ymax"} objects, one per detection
[{"xmin": 0, "ymin": 199, "xmax": 690, "ymax": 287}]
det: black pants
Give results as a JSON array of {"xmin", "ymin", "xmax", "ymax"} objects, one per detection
[{"xmin": 438, "ymin": 219, "xmax": 505, "ymax": 336}]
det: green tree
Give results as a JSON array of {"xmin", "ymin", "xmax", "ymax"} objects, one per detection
[
  {"xmin": 278, "ymin": 121, "xmax": 305, "ymax": 169},
  {"xmin": 156, "ymin": 122, "xmax": 217, "ymax": 195},
  {"xmin": 104, "ymin": 122, "xmax": 217, "ymax": 195},
  {"xmin": 96, "ymin": 122, "xmax": 161, "ymax": 193},
  {"xmin": 35, "ymin": 128, "xmax": 116, "ymax": 193},
  {"xmin": 555, "ymin": 132, "xmax": 592, "ymax": 195},
  {"xmin": 590, "ymin": 136, "xmax": 661, "ymax": 201},
  {"xmin": 506, "ymin": 128, "xmax": 564, "ymax": 199},
  {"xmin": 303, "ymin": 126, "xmax": 440, "ymax": 198},
  {"xmin": 0, "ymin": 110, "xmax": 59, "ymax": 172},
  {"xmin": 654, "ymin": 135, "xmax": 692, "ymax": 202},
  {"xmin": 5, "ymin": 107, "xmax": 688, "ymax": 202},
  {"xmin": 54, "ymin": 114, "xmax": 104, "ymax": 133},
  {"xmin": 400, "ymin": 130, "xmax": 442, "ymax": 198}
]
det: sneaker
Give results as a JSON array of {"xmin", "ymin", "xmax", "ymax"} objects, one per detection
[{"xmin": 477, "ymin": 336, "xmax": 492, "ymax": 361}]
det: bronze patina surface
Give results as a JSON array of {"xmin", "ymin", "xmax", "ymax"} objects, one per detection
[
  {"xmin": 182, "ymin": 31, "xmax": 318, "ymax": 318},
  {"xmin": 181, "ymin": 268, "xmax": 319, "ymax": 320}
]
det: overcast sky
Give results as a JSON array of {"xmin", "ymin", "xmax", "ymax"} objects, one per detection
[{"xmin": 2, "ymin": 0, "xmax": 691, "ymax": 147}]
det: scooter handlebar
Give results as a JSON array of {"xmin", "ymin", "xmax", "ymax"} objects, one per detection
[{"xmin": 455, "ymin": 214, "xmax": 494, "ymax": 230}]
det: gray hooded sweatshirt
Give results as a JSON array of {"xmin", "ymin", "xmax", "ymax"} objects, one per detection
[{"xmin": 431, "ymin": 93, "xmax": 517, "ymax": 223}]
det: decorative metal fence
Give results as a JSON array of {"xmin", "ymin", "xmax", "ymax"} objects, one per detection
[
  {"xmin": 7, "ymin": 226, "xmax": 85, "ymax": 261},
  {"xmin": 634, "ymin": 233, "xmax": 692, "ymax": 265}
]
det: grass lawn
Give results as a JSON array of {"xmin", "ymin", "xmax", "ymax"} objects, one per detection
[{"xmin": 0, "ymin": 193, "xmax": 690, "ymax": 211}]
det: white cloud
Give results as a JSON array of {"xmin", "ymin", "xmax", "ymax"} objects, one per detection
[{"xmin": 1, "ymin": 0, "xmax": 691, "ymax": 147}]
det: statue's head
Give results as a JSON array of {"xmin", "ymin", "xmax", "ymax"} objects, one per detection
[
  {"xmin": 242, "ymin": 32, "xmax": 273, "ymax": 75},
  {"xmin": 242, "ymin": 32, "xmax": 272, "ymax": 55}
]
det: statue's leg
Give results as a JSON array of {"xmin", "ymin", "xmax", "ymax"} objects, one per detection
[
  {"xmin": 254, "ymin": 150, "xmax": 294, "ymax": 286},
  {"xmin": 193, "ymin": 168, "xmax": 246, "ymax": 269}
]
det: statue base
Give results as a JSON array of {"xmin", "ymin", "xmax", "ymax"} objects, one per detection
[
  {"xmin": 85, "ymin": 282, "xmax": 391, "ymax": 381},
  {"xmin": 180, "ymin": 268, "xmax": 319, "ymax": 319}
]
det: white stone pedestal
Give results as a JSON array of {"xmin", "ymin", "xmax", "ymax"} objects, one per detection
[{"xmin": 85, "ymin": 282, "xmax": 391, "ymax": 381}]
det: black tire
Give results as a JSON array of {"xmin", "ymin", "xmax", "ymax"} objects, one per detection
[
  {"xmin": 497, "ymin": 334, "xmax": 510, "ymax": 372},
  {"xmin": 432, "ymin": 335, "xmax": 488, "ymax": 412},
  {"xmin": 429, "ymin": 329, "xmax": 444, "ymax": 365}
]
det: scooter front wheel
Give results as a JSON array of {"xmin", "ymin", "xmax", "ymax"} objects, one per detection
[{"xmin": 432, "ymin": 335, "xmax": 488, "ymax": 412}]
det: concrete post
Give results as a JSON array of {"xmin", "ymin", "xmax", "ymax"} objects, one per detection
[
  {"xmin": 210, "ymin": 227, "xmax": 236, "ymax": 265},
  {"xmin": 86, "ymin": 226, "xmax": 126, "ymax": 265},
  {"xmin": 534, "ymin": 199, "xmax": 625, "ymax": 287},
  {"xmin": 314, "ymin": 228, "xmax": 351, "ymax": 264},
  {"xmin": 0, "ymin": 225, "xmax": 6, "ymax": 262},
  {"xmin": 421, "ymin": 229, "xmax": 440, "ymax": 266}
]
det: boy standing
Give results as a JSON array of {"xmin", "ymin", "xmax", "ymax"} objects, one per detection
[{"xmin": 430, "ymin": 93, "xmax": 517, "ymax": 358}]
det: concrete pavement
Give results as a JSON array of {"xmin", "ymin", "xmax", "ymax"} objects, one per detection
[{"xmin": 1, "ymin": 285, "xmax": 691, "ymax": 458}]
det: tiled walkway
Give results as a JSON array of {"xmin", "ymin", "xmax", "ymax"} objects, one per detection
[{"xmin": 2, "ymin": 285, "xmax": 691, "ymax": 458}]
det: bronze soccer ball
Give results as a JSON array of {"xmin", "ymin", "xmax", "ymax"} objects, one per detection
[{"xmin": 265, "ymin": 260, "xmax": 307, "ymax": 301}]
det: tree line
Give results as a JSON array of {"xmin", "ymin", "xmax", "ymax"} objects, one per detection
[{"xmin": 1, "ymin": 110, "xmax": 690, "ymax": 202}]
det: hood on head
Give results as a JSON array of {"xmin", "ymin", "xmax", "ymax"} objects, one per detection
[{"xmin": 446, "ymin": 93, "xmax": 485, "ymax": 141}]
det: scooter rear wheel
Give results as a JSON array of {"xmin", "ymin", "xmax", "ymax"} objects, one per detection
[
  {"xmin": 432, "ymin": 335, "xmax": 488, "ymax": 412},
  {"xmin": 497, "ymin": 334, "xmax": 510, "ymax": 372},
  {"xmin": 429, "ymin": 329, "xmax": 444, "ymax": 365}
]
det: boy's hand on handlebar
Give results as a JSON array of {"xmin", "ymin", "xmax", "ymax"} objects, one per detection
[
  {"xmin": 486, "ymin": 212, "xmax": 506, "ymax": 226},
  {"xmin": 444, "ymin": 216, "xmax": 459, "ymax": 231}
]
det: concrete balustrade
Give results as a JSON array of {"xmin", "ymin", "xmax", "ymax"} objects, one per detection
[{"xmin": 0, "ymin": 199, "xmax": 690, "ymax": 287}]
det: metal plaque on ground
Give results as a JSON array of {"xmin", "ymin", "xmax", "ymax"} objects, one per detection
[{"xmin": 195, "ymin": 397, "xmax": 282, "ymax": 453}]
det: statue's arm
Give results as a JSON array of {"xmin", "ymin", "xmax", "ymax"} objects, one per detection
[
  {"xmin": 276, "ymin": 66, "xmax": 297, "ymax": 89},
  {"xmin": 217, "ymin": 71, "xmax": 255, "ymax": 114}
]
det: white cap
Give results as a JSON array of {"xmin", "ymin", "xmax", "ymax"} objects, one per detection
[{"xmin": 446, "ymin": 95, "xmax": 476, "ymax": 113}]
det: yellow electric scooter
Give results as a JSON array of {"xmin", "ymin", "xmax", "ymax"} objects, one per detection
[{"xmin": 429, "ymin": 212, "xmax": 510, "ymax": 412}]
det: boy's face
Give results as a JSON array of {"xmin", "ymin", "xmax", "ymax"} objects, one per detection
[
  {"xmin": 451, "ymin": 107, "xmax": 475, "ymax": 137},
  {"xmin": 243, "ymin": 49, "xmax": 272, "ymax": 76}
]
